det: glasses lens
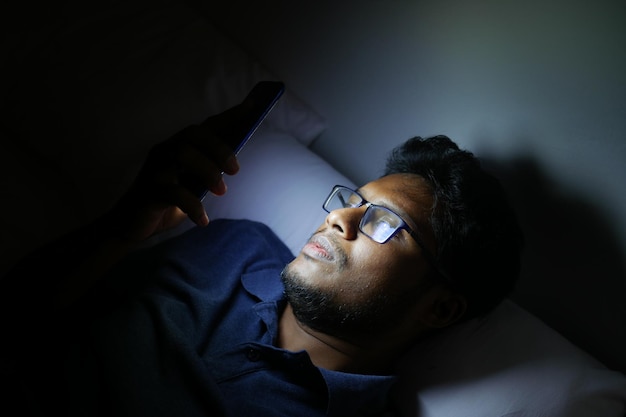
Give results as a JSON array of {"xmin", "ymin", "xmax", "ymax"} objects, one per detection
[
  {"xmin": 361, "ymin": 206, "xmax": 403, "ymax": 243},
  {"xmin": 325, "ymin": 187, "xmax": 362, "ymax": 212}
]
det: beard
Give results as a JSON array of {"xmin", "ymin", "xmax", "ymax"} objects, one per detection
[{"xmin": 280, "ymin": 263, "xmax": 417, "ymax": 343}]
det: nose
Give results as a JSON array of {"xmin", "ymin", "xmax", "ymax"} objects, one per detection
[{"xmin": 325, "ymin": 207, "xmax": 363, "ymax": 240}]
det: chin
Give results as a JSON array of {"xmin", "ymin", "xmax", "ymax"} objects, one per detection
[
  {"xmin": 281, "ymin": 263, "xmax": 405, "ymax": 340},
  {"xmin": 285, "ymin": 254, "xmax": 336, "ymax": 285}
]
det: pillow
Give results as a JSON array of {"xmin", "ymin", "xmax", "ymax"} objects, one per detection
[{"xmin": 392, "ymin": 299, "xmax": 626, "ymax": 417}]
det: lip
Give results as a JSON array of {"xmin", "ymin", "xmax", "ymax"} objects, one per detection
[{"xmin": 302, "ymin": 234, "xmax": 336, "ymax": 262}]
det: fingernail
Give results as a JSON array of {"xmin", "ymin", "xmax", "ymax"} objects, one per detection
[
  {"xmin": 225, "ymin": 155, "xmax": 239, "ymax": 174},
  {"xmin": 213, "ymin": 177, "xmax": 227, "ymax": 196}
]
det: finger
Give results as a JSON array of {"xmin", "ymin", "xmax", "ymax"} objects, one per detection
[
  {"xmin": 149, "ymin": 126, "xmax": 236, "ymax": 199},
  {"xmin": 160, "ymin": 182, "xmax": 210, "ymax": 227},
  {"xmin": 202, "ymin": 103, "xmax": 255, "ymax": 162},
  {"xmin": 177, "ymin": 145, "xmax": 224, "ymax": 191},
  {"xmin": 181, "ymin": 124, "xmax": 240, "ymax": 175}
]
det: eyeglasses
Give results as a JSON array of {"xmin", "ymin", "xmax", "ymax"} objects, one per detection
[{"xmin": 323, "ymin": 185, "xmax": 450, "ymax": 281}]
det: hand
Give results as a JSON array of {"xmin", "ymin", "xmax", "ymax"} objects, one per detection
[{"xmin": 109, "ymin": 106, "xmax": 244, "ymax": 242}]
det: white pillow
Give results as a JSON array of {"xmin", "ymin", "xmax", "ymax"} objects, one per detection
[{"xmin": 392, "ymin": 299, "xmax": 626, "ymax": 417}]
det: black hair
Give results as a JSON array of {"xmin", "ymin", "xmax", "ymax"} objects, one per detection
[{"xmin": 384, "ymin": 135, "xmax": 524, "ymax": 319}]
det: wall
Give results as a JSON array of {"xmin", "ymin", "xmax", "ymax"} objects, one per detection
[{"xmin": 202, "ymin": 0, "xmax": 626, "ymax": 371}]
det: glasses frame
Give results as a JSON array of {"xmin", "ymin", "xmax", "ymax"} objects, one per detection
[{"xmin": 323, "ymin": 185, "xmax": 450, "ymax": 281}]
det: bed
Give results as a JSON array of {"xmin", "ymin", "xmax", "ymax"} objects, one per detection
[{"xmin": 1, "ymin": 0, "xmax": 625, "ymax": 415}]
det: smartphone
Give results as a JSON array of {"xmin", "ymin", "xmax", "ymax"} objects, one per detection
[{"xmin": 185, "ymin": 81, "xmax": 285, "ymax": 200}]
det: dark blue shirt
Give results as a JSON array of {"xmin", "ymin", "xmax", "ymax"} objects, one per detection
[{"xmin": 21, "ymin": 219, "xmax": 396, "ymax": 416}]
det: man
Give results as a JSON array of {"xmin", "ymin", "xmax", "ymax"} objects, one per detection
[{"xmin": 0, "ymin": 106, "xmax": 523, "ymax": 416}]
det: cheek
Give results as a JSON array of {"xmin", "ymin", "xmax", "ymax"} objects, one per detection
[
  {"xmin": 340, "ymin": 246, "xmax": 407, "ymax": 294},
  {"xmin": 355, "ymin": 246, "xmax": 426, "ymax": 294}
]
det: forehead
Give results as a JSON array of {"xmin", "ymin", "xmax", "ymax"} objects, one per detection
[{"xmin": 358, "ymin": 173, "xmax": 434, "ymax": 230}]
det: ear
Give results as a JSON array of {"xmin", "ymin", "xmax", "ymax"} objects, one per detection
[{"xmin": 420, "ymin": 287, "xmax": 467, "ymax": 329}]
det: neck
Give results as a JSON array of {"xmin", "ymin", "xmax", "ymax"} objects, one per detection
[{"xmin": 278, "ymin": 304, "xmax": 393, "ymax": 375}]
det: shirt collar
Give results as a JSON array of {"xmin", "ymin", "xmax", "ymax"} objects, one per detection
[{"xmin": 241, "ymin": 269, "xmax": 285, "ymax": 302}]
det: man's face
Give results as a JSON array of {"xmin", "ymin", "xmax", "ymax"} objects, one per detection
[{"xmin": 281, "ymin": 173, "xmax": 438, "ymax": 342}]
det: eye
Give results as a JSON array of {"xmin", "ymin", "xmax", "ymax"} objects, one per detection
[
  {"xmin": 345, "ymin": 195, "xmax": 362, "ymax": 208},
  {"xmin": 367, "ymin": 217, "xmax": 395, "ymax": 241},
  {"xmin": 384, "ymin": 221, "xmax": 405, "ymax": 241},
  {"xmin": 335, "ymin": 189, "xmax": 362, "ymax": 208}
]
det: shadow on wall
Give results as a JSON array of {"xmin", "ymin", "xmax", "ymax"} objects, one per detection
[{"xmin": 483, "ymin": 156, "xmax": 626, "ymax": 374}]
